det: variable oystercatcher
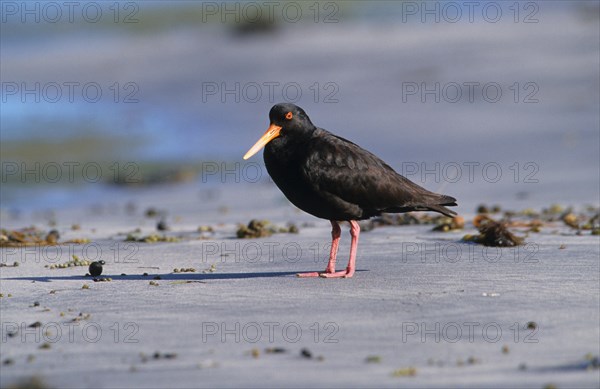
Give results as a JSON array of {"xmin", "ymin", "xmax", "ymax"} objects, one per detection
[{"xmin": 243, "ymin": 103, "xmax": 457, "ymax": 278}]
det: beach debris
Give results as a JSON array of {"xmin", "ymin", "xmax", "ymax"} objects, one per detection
[
  {"xmin": 526, "ymin": 321, "xmax": 537, "ymax": 330},
  {"xmin": 173, "ymin": 268, "xmax": 196, "ymax": 273},
  {"xmin": 1, "ymin": 227, "xmax": 89, "ymax": 247},
  {"xmin": 125, "ymin": 234, "xmax": 180, "ymax": 243},
  {"xmin": 432, "ymin": 215, "xmax": 464, "ymax": 232},
  {"xmin": 89, "ymin": 260, "xmax": 105, "ymax": 277},
  {"xmin": 28, "ymin": 321, "xmax": 42, "ymax": 328},
  {"xmin": 0, "ymin": 261, "xmax": 20, "ymax": 268},
  {"xmin": 236, "ymin": 220, "xmax": 299, "ymax": 238},
  {"xmin": 462, "ymin": 215, "xmax": 524, "ymax": 247},
  {"xmin": 198, "ymin": 225, "xmax": 214, "ymax": 233},
  {"xmin": 476, "ymin": 204, "xmax": 502, "ymax": 214},
  {"xmin": 45, "ymin": 230, "xmax": 60, "ymax": 244},
  {"xmin": 300, "ymin": 348, "xmax": 312, "ymax": 359},
  {"xmin": 39, "ymin": 342, "xmax": 51, "ymax": 350},
  {"xmin": 365, "ymin": 355, "xmax": 381, "ymax": 363},
  {"xmin": 145, "ymin": 207, "xmax": 160, "ymax": 218},
  {"xmin": 265, "ymin": 347, "xmax": 287, "ymax": 354},
  {"xmin": 392, "ymin": 367, "xmax": 417, "ymax": 377},
  {"xmin": 562, "ymin": 212, "xmax": 579, "ymax": 228},
  {"xmin": 467, "ymin": 356, "xmax": 480, "ymax": 365},
  {"xmin": 502, "ymin": 345, "xmax": 510, "ymax": 354},
  {"xmin": 202, "ymin": 264, "xmax": 217, "ymax": 273},
  {"xmin": 156, "ymin": 220, "xmax": 169, "ymax": 231},
  {"xmin": 482, "ymin": 292, "xmax": 500, "ymax": 297},
  {"xmin": 584, "ymin": 354, "xmax": 599, "ymax": 370},
  {"xmin": 519, "ymin": 363, "xmax": 527, "ymax": 370},
  {"xmin": 236, "ymin": 219, "xmax": 273, "ymax": 238},
  {"xmin": 82, "ymin": 284, "xmax": 90, "ymax": 289},
  {"xmin": 92, "ymin": 278, "xmax": 112, "ymax": 282},
  {"xmin": 153, "ymin": 351, "xmax": 177, "ymax": 360},
  {"xmin": 47, "ymin": 255, "xmax": 90, "ymax": 270},
  {"xmin": 251, "ymin": 348, "xmax": 260, "ymax": 358},
  {"xmin": 149, "ymin": 281, "xmax": 159, "ymax": 286}
]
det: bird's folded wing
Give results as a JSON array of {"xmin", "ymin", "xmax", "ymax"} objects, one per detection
[{"xmin": 301, "ymin": 133, "xmax": 432, "ymax": 212}]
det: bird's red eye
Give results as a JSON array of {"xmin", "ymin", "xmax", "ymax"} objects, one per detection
[{"xmin": 285, "ymin": 112, "xmax": 293, "ymax": 120}]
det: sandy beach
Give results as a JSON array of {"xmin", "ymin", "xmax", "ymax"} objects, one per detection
[
  {"xmin": 1, "ymin": 180, "xmax": 599, "ymax": 388},
  {"xmin": 1, "ymin": 1, "xmax": 599, "ymax": 388}
]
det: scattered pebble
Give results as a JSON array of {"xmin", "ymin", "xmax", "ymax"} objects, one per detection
[
  {"xmin": 265, "ymin": 347, "xmax": 286, "ymax": 354},
  {"xmin": 157, "ymin": 220, "xmax": 169, "ymax": 231},
  {"xmin": 82, "ymin": 284, "xmax": 90, "ymax": 289},
  {"xmin": 527, "ymin": 321, "xmax": 537, "ymax": 330},
  {"xmin": 39, "ymin": 342, "xmax": 51, "ymax": 350},
  {"xmin": 467, "ymin": 356, "xmax": 480, "ymax": 365},
  {"xmin": 152, "ymin": 351, "xmax": 177, "ymax": 360},
  {"xmin": 89, "ymin": 260, "xmax": 105, "ymax": 277},
  {"xmin": 93, "ymin": 278, "xmax": 112, "ymax": 282},
  {"xmin": 145, "ymin": 208, "xmax": 159, "ymax": 218},
  {"xmin": 365, "ymin": 355, "xmax": 381, "ymax": 363},
  {"xmin": 251, "ymin": 348, "xmax": 260, "ymax": 358},
  {"xmin": 48, "ymin": 255, "xmax": 90, "ymax": 270},
  {"xmin": 149, "ymin": 281, "xmax": 159, "ymax": 286},
  {"xmin": 300, "ymin": 348, "xmax": 312, "ymax": 359},
  {"xmin": 502, "ymin": 345, "xmax": 510, "ymax": 354},
  {"xmin": 126, "ymin": 234, "xmax": 180, "ymax": 243},
  {"xmin": 519, "ymin": 363, "xmax": 527, "ymax": 370},
  {"xmin": 392, "ymin": 367, "xmax": 417, "ymax": 377},
  {"xmin": 173, "ymin": 268, "xmax": 196, "ymax": 273}
]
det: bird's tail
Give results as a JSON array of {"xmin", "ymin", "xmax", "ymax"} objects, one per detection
[{"xmin": 424, "ymin": 195, "xmax": 457, "ymax": 217}]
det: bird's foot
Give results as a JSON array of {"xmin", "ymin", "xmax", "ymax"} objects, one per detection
[
  {"xmin": 318, "ymin": 268, "xmax": 354, "ymax": 278},
  {"xmin": 296, "ymin": 272, "xmax": 321, "ymax": 278}
]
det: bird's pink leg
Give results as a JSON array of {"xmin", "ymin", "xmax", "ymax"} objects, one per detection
[
  {"xmin": 297, "ymin": 220, "xmax": 341, "ymax": 278},
  {"xmin": 320, "ymin": 220, "xmax": 359, "ymax": 278}
]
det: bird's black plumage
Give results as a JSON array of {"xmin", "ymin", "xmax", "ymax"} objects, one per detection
[{"xmin": 262, "ymin": 103, "xmax": 457, "ymax": 221}]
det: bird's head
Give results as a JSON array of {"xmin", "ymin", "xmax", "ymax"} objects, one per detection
[{"xmin": 243, "ymin": 103, "xmax": 314, "ymax": 160}]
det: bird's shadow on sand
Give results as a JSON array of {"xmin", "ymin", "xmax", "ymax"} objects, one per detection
[{"xmin": 2, "ymin": 270, "xmax": 367, "ymax": 283}]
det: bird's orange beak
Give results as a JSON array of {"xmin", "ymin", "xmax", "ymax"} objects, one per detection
[{"xmin": 243, "ymin": 123, "xmax": 282, "ymax": 160}]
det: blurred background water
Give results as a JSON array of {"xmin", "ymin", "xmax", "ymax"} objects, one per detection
[{"xmin": 1, "ymin": 1, "xmax": 599, "ymax": 213}]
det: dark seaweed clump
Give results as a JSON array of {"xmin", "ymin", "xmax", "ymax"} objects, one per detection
[{"xmin": 463, "ymin": 216, "xmax": 524, "ymax": 247}]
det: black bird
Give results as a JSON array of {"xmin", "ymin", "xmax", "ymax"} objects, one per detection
[{"xmin": 244, "ymin": 103, "xmax": 457, "ymax": 278}]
